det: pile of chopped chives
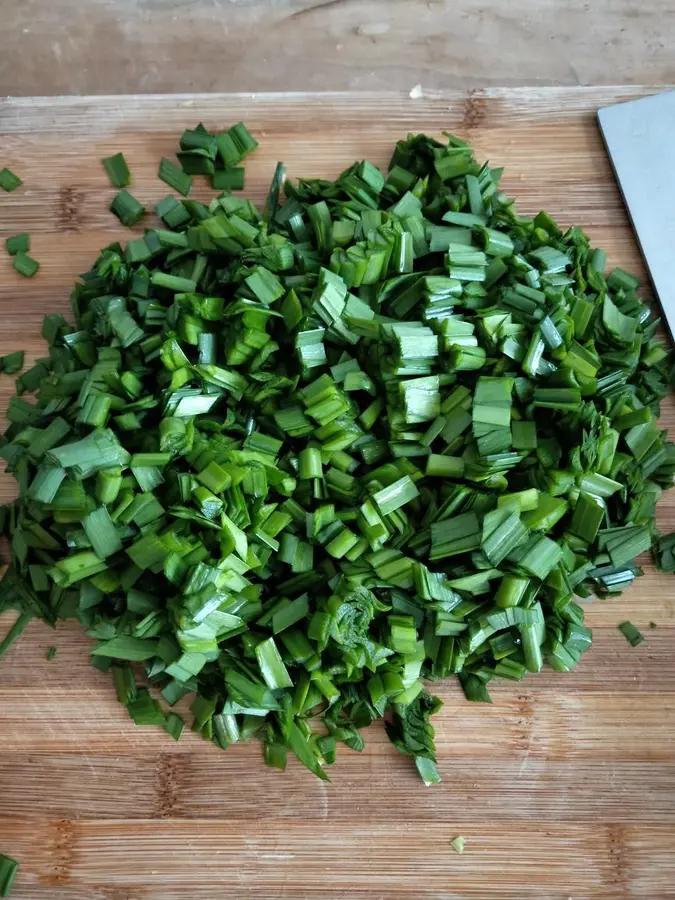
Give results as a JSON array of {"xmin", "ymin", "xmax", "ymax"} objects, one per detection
[{"xmin": 0, "ymin": 124, "xmax": 672, "ymax": 785}]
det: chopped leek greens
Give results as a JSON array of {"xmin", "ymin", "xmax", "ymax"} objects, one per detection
[
  {"xmin": 0, "ymin": 352, "xmax": 23, "ymax": 374},
  {"xmin": 0, "ymin": 169, "xmax": 21, "ymax": 192},
  {"xmin": 109, "ymin": 189, "xmax": 145, "ymax": 227},
  {"xmin": 450, "ymin": 836, "xmax": 466, "ymax": 855},
  {"xmin": 12, "ymin": 251, "xmax": 39, "ymax": 277},
  {"xmin": 618, "ymin": 621, "xmax": 645, "ymax": 647},
  {"xmin": 5, "ymin": 233, "xmax": 29, "ymax": 256},
  {"xmin": 158, "ymin": 157, "xmax": 192, "ymax": 197},
  {"xmin": 102, "ymin": 152, "xmax": 131, "ymax": 188},
  {"xmin": 0, "ymin": 854, "xmax": 18, "ymax": 897},
  {"xmin": 0, "ymin": 124, "xmax": 673, "ymax": 787}
]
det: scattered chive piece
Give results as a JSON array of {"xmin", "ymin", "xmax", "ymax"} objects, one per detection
[
  {"xmin": 0, "ymin": 614, "xmax": 32, "ymax": 660},
  {"xmin": 102, "ymin": 152, "xmax": 131, "ymax": 188},
  {"xmin": 158, "ymin": 158, "xmax": 192, "ymax": 197},
  {"xmin": 649, "ymin": 621, "xmax": 657, "ymax": 629},
  {"xmin": 618, "ymin": 621, "xmax": 645, "ymax": 647},
  {"xmin": 46, "ymin": 646, "xmax": 57, "ymax": 661},
  {"xmin": 12, "ymin": 251, "xmax": 39, "ymax": 277},
  {"xmin": 91, "ymin": 636, "xmax": 159, "ymax": 661},
  {"xmin": 165, "ymin": 712, "xmax": 185, "ymax": 741},
  {"xmin": 450, "ymin": 836, "xmax": 465, "ymax": 855},
  {"xmin": 151, "ymin": 271, "xmax": 196, "ymax": 293},
  {"xmin": 5, "ymin": 233, "xmax": 29, "ymax": 256},
  {"xmin": 654, "ymin": 531, "xmax": 675, "ymax": 571},
  {"xmin": 0, "ymin": 123, "xmax": 673, "ymax": 789},
  {"xmin": 0, "ymin": 168, "xmax": 21, "ymax": 192},
  {"xmin": 212, "ymin": 168, "xmax": 245, "ymax": 191},
  {"xmin": 109, "ymin": 189, "xmax": 145, "ymax": 227},
  {"xmin": 0, "ymin": 854, "xmax": 19, "ymax": 897},
  {"xmin": 0, "ymin": 351, "xmax": 23, "ymax": 374}
]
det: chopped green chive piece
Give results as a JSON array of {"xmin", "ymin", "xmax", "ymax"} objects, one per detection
[
  {"xmin": 216, "ymin": 122, "xmax": 259, "ymax": 167},
  {"xmin": 128, "ymin": 688, "xmax": 166, "ymax": 725},
  {"xmin": 0, "ymin": 854, "xmax": 19, "ymax": 897},
  {"xmin": 0, "ymin": 351, "xmax": 24, "ymax": 374},
  {"xmin": 151, "ymin": 272, "xmax": 196, "ymax": 293},
  {"xmin": 569, "ymin": 492, "xmax": 605, "ymax": 543},
  {"xmin": 654, "ymin": 531, "xmax": 675, "ymax": 572},
  {"xmin": 165, "ymin": 712, "xmax": 185, "ymax": 741},
  {"xmin": 82, "ymin": 506, "xmax": 122, "ymax": 559},
  {"xmin": 109, "ymin": 189, "xmax": 145, "ymax": 227},
  {"xmin": 0, "ymin": 168, "xmax": 21, "ymax": 192},
  {"xmin": 255, "ymin": 637, "xmax": 293, "ymax": 690},
  {"xmin": 12, "ymin": 251, "xmax": 39, "ymax": 277},
  {"xmin": 156, "ymin": 195, "xmax": 191, "ymax": 228},
  {"xmin": 0, "ymin": 613, "xmax": 32, "ymax": 660},
  {"xmin": 158, "ymin": 157, "xmax": 192, "ymax": 197},
  {"xmin": 618, "ymin": 621, "xmax": 644, "ymax": 647},
  {"xmin": 450, "ymin": 836, "xmax": 465, "ymax": 855},
  {"xmin": 91, "ymin": 636, "xmax": 159, "ymax": 661},
  {"xmin": 102, "ymin": 152, "xmax": 131, "ymax": 188},
  {"xmin": 5, "ymin": 233, "xmax": 29, "ymax": 256},
  {"xmin": 372, "ymin": 475, "xmax": 419, "ymax": 516},
  {"xmin": 212, "ymin": 168, "xmax": 245, "ymax": 191}
]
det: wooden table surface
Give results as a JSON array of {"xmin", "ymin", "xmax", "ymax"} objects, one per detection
[
  {"xmin": 2, "ymin": 0, "xmax": 674, "ymax": 96},
  {"xmin": 0, "ymin": 87, "xmax": 674, "ymax": 900}
]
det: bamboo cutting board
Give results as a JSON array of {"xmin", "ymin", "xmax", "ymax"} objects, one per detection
[{"xmin": 0, "ymin": 88, "xmax": 674, "ymax": 900}]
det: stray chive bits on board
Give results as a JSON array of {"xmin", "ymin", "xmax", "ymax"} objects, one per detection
[
  {"xmin": 618, "ymin": 621, "xmax": 645, "ymax": 647},
  {"xmin": 0, "ymin": 168, "xmax": 21, "ymax": 192},
  {"xmin": 12, "ymin": 251, "xmax": 39, "ymax": 277},
  {"xmin": 46, "ymin": 646, "xmax": 57, "ymax": 661},
  {"xmin": 0, "ymin": 854, "xmax": 19, "ymax": 898},
  {"xmin": 102, "ymin": 152, "xmax": 131, "ymax": 188},
  {"xmin": 5, "ymin": 234, "xmax": 29, "ymax": 256},
  {"xmin": 450, "ymin": 836, "xmax": 466, "ymax": 855},
  {"xmin": 0, "ymin": 124, "xmax": 674, "ymax": 785},
  {"xmin": 109, "ymin": 189, "xmax": 145, "ymax": 227},
  {"xmin": 0, "ymin": 351, "xmax": 23, "ymax": 374},
  {"xmin": 0, "ymin": 614, "xmax": 31, "ymax": 660}
]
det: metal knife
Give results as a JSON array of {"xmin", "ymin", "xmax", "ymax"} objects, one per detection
[{"xmin": 598, "ymin": 90, "xmax": 675, "ymax": 337}]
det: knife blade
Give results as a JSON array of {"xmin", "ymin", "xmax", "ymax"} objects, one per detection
[{"xmin": 598, "ymin": 91, "xmax": 675, "ymax": 337}]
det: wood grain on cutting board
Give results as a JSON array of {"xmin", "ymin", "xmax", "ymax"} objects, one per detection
[{"xmin": 0, "ymin": 88, "xmax": 674, "ymax": 900}]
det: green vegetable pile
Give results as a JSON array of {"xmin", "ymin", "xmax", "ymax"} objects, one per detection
[{"xmin": 1, "ymin": 124, "xmax": 673, "ymax": 784}]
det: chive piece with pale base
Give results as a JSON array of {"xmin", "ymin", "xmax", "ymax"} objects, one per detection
[{"xmin": 450, "ymin": 836, "xmax": 466, "ymax": 855}]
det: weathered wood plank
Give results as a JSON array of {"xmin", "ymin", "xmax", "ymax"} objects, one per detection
[
  {"xmin": 1, "ymin": 819, "xmax": 674, "ymax": 899},
  {"xmin": 1, "ymin": 1, "xmax": 672, "ymax": 96},
  {"xmin": 2, "ymin": 750, "xmax": 675, "ymax": 826}
]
